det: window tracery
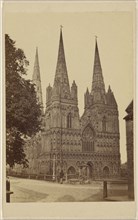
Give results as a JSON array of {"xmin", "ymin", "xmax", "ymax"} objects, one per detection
[{"xmin": 82, "ymin": 125, "xmax": 94, "ymax": 152}]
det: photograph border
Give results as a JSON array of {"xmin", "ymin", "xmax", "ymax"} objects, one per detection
[{"xmin": 2, "ymin": 1, "xmax": 137, "ymax": 219}]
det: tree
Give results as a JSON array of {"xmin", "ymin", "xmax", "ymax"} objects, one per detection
[{"xmin": 5, "ymin": 34, "xmax": 42, "ymax": 168}]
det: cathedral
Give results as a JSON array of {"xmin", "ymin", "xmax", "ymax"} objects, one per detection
[{"xmin": 23, "ymin": 28, "xmax": 121, "ymax": 180}]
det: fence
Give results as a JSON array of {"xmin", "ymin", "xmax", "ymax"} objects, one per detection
[
  {"xmin": 8, "ymin": 171, "xmax": 80, "ymax": 181},
  {"xmin": 8, "ymin": 172, "xmax": 53, "ymax": 181}
]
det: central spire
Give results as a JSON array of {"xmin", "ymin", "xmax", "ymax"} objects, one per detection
[
  {"xmin": 91, "ymin": 38, "xmax": 106, "ymax": 103},
  {"xmin": 53, "ymin": 27, "xmax": 70, "ymax": 99}
]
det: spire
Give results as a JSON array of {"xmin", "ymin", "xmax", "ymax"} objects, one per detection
[
  {"xmin": 53, "ymin": 27, "xmax": 70, "ymax": 99},
  {"xmin": 91, "ymin": 38, "xmax": 106, "ymax": 103},
  {"xmin": 32, "ymin": 47, "xmax": 43, "ymax": 107},
  {"xmin": 94, "ymin": 37, "xmax": 102, "ymax": 71},
  {"xmin": 33, "ymin": 47, "xmax": 40, "ymax": 80}
]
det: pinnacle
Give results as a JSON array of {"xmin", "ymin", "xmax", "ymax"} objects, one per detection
[
  {"xmin": 108, "ymin": 85, "xmax": 112, "ymax": 92},
  {"xmin": 72, "ymin": 80, "xmax": 77, "ymax": 86},
  {"xmin": 86, "ymin": 87, "xmax": 89, "ymax": 93}
]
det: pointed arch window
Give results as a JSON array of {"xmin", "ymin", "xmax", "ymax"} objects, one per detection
[
  {"xmin": 67, "ymin": 113, "xmax": 72, "ymax": 128},
  {"xmin": 102, "ymin": 116, "xmax": 106, "ymax": 132},
  {"xmin": 82, "ymin": 125, "xmax": 94, "ymax": 152}
]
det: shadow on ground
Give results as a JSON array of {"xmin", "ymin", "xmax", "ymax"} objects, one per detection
[
  {"xmin": 56, "ymin": 189, "xmax": 129, "ymax": 202},
  {"xmin": 11, "ymin": 186, "xmax": 48, "ymax": 202},
  {"xmin": 56, "ymin": 195, "xmax": 76, "ymax": 202},
  {"xmin": 56, "ymin": 190, "xmax": 103, "ymax": 202}
]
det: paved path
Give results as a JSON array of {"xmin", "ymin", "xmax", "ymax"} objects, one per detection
[{"xmin": 9, "ymin": 177, "xmax": 128, "ymax": 202}]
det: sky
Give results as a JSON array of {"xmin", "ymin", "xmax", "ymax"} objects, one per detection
[{"xmin": 3, "ymin": 2, "xmax": 135, "ymax": 163}]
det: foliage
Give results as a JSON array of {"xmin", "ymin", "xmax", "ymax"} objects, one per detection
[{"xmin": 5, "ymin": 34, "xmax": 42, "ymax": 168}]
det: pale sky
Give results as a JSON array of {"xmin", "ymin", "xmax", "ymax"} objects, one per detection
[{"xmin": 3, "ymin": 2, "xmax": 135, "ymax": 163}]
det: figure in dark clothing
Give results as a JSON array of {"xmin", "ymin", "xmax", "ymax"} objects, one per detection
[
  {"xmin": 59, "ymin": 170, "xmax": 64, "ymax": 184},
  {"xmin": 57, "ymin": 173, "xmax": 60, "ymax": 183}
]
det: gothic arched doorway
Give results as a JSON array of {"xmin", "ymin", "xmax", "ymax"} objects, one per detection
[
  {"xmin": 67, "ymin": 166, "xmax": 76, "ymax": 175},
  {"xmin": 87, "ymin": 162, "xmax": 93, "ymax": 179},
  {"xmin": 67, "ymin": 166, "xmax": 76, "ymax": 179},
  {"xmin": 103, "ymin": 166, "xmax": 109, "ymax": 178}
]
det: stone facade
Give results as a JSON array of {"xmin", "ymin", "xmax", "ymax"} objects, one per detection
[
  {"xmin": 25, "ymin": 29, "xmax": 121, "ymax": 180},
  {"xmin": 124, "ymin": 101, "xmax": 134, "ymax": 199}
]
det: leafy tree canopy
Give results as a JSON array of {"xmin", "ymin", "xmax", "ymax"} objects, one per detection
[{"xmin": 6, "ymin": 34, "xmax": 42, "ymax": 168}]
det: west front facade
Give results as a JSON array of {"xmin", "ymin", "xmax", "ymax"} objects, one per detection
[{"xmin": 14, "ymin": 28, "xmax": 121, "ymax": 180}]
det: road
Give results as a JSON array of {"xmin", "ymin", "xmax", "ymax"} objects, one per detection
[{"xmin": 9, "ymin": 177, "xmax": 128, "ymax": 202}]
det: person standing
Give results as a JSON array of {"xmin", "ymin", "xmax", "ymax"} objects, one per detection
[{"xmin": 59, "ymin": 170, "xmax": 64, "ymax": 184}]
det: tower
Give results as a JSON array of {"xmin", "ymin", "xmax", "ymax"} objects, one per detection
[
  {"xmin": 124, "ymin": 101, "xmax": 134, "ymax": 199},
  {"xmin": 42, "ymin": 27, "xmax": 81, "ymax": 176},
  {"xmin": 22, "ymin": 48, "xmax": 44, "ymax": 176},
  {"xmin": 81, "ymin": 38, "xmax": 120, "ymax": 179}
]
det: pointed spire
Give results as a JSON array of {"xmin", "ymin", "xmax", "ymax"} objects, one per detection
[
  {"xmin": 91, "ymin": 38, "xmax": 106, "ymax": 103},
  {"xmin": 33, "ymin": 47, "xmax": 40, "ymax": 81},
  {"xmin": 53, "ymin": 27, "xmax": 70, "ymax": 99},
  {"xmin": 34, "ymin": 47, "xmax": 39, "ymax": 67},
  {"xmin": 94, "ymin": 37, "xmax": 102, "ymax": 70},
  {"xmin": 32, "ymin": 47, "xmax": 43, "ymax": 107},
  {"xmin": 54, "ymin": 26, "xmax": 68, "ymax": 82}
]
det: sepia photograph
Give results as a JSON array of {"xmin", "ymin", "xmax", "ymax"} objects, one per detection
[{"xmin": 2, "ymin": 1, "xmax": 136, "ymax": 219}]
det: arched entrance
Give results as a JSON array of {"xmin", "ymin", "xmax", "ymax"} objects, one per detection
[
  {"xmin": 103, "ymin": 166, "xmax": 109, "ymax": 178},
  {"xmin": 87, "ymin": 162, "xmax": 93, "ymax": 179},
  {"xmin": 67, "ymin": 166, "xmax": 76, "ymax": 179},
  {"xmin": 67, "ymin": 166, "xmax": 76, "ymax": 175}
]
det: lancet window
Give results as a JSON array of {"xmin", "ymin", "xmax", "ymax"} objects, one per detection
[{"xmin": 67, "ymin": 113, "xmax": 72, "ymax": 128}]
